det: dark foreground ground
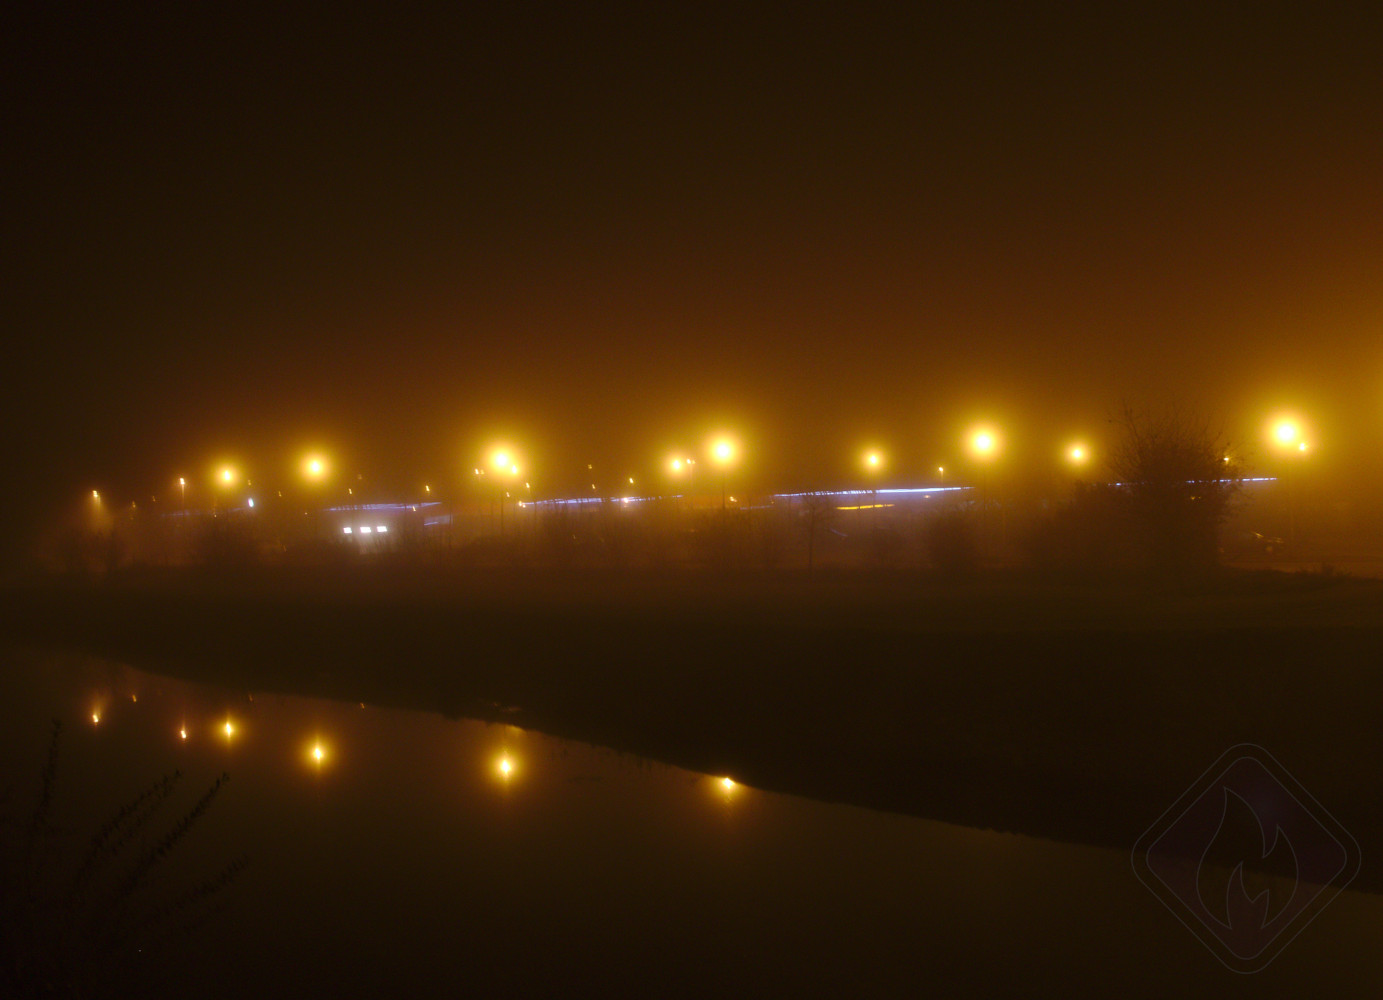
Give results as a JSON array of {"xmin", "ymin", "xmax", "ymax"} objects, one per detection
[{"xmin": 3, "ymin": 565, "xmax": 1381, "ymax": 889}]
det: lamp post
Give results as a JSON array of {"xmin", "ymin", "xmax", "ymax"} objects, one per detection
[
  {"xmin": 710, "ymin": 438, "xmax": 737, "ymax": 512},
  {"xmin": 1270, "ymin": 419, "xmax": 1308, "ymax": 544},
  {"xmin": 301, "ymin": 454, "xmax": 329, "ymax": 541},
  {"xmin": 862, "ymin": 449, "xmax": 885, "ymax": 529},
  {"xmin": 488, "ymin": 449, "xmax": 520, "ymax": 537},
  {"xmin": 968, "ymin": 427, "xmax": 1000, "ymax": 555}
]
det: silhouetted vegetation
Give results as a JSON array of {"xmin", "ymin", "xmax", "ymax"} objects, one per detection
[
  {"xmin": 1106, "ymin": 405, "xmax": 1241, "ymax": 575},
  {"xmin": 1, "ymin": 721, "xmax": 245, "ymax": 999}
]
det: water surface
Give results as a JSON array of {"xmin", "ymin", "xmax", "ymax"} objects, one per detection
[{"xmin": 2, "ymin": 650, "xmax": 1377, "ymax": 997}]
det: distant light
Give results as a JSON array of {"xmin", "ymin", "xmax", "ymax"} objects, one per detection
[
  {"xmin": 721, "ymin": 777, "xmax": 735, "ymax": 790},
  {"xmin": 970, "ymin": 428, "xmax": 998, "ymax": 457},
  {"xmin": 179, "ymin": 726, "xmax": 187, "ymax": 740},
  {"xmin": 711, "ymin": 438, "xmax": 736, "ymax": 465},
  {"xmin": 1067, "ymin": 444, "xmax": 1087, "ymax": 465},
  {"xmin": 937, "ymin": 466, "xmax": 944, "ymax": 475},
  {"xmin": 424, "ymin": 484, "xmax": 431, "ymax": 493},
  {"xmin": 178, "ymin": 477, "xmax": 185, "ymax": 486},
  {"xmin": 497, "ymin": 754, "xmax": 515, "ymax": 780},
  {"xmin": 1298, "ymin": 441, "xmax": 1308, "ymax": 453},
  {"xmin": 91, "ymin": 712, "xmax": 100, "ymax": 725},
  {"xmin": 304, "ymin": 456, "xmax": 326, "ymax": 479},
  {"xmin": 375, "ymin": 525, "xmax": 387, "ymax": 533},
  {"xmin": 221, "ymin": 467, "xmax": 234, "ymax": 484},
  {"xmin": 360, "ymin": 526, "xmax": 372, "ymax": 534},
  {"xmin": 223, "ymin": 720, "xmax": 234, "ymax": 738},
  {"xmin": 92, "ymin": 490, "xmax": 100, "ymax": 500},
  {"xmin": 248, "ymin": 497, "xmax": 255, "ymax": 508},
  {"xmin": 343, "ymin": 527, "xmax": 353, "ymax": 534},
  {"xmin": 311, "ymin": 743, "xmax": 326, "ymax": 764}
]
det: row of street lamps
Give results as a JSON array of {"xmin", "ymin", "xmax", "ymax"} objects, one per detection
[{"xmin": 95, "ymin": 415, "xmax": 1315, "ymax": 510}]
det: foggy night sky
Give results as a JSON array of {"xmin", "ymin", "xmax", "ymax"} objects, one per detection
[{"xmin": 7, "ymin": 3, "xmax": 1383, "ymax": 534}]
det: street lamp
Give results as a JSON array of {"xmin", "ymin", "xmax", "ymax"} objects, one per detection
[
  {"xmin": 1268, "ymin": 417, "xmax": 1309, "ymax": 543},
  {"xmin": 487, "ymin": 447, "xmax": 521, "ymax": 536},
  {"xmin": 967, "ymin": 426, "xmax": 1001, "ymax": 553},
  {"xmin": 862, "ymin": 448, "xmax": 885, "ymax": 525},
  {"xmin": 709, "ymin": 437, "xmax": 738, "ymax": 511}
]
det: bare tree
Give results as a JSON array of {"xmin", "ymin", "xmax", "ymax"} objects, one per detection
[{"xmin": 1107, "ymin": 404, "xmax": 1242, "ymax": 574}]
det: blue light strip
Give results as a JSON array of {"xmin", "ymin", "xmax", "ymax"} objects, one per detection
[
  {"xmin": 324, "ymin": 502, "xmax": 443, "ymax": 513},
  {"xmin": 773, "ymin": 486, "xmax": 972, "ymax": 499}
]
